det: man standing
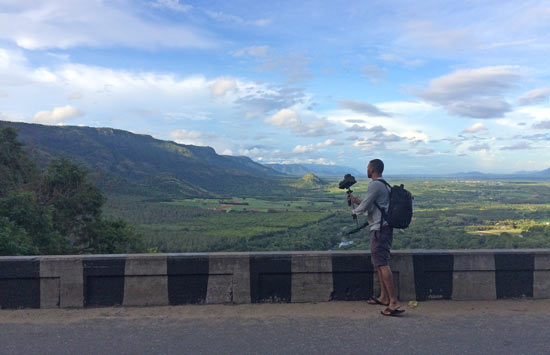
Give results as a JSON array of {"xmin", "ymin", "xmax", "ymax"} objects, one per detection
[{"xmin": 348, "ymin": 159, "xmax": 404, "ymax": 316}]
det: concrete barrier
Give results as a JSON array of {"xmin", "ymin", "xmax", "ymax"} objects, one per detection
[{"xmin": 1, "ymin": 250, "xmax": 550, "ymax": 309}]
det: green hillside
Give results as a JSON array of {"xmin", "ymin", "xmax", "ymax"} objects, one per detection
[
  {"xmin": 0, "ymin": 121, "xmax": 284, "ymax": 198},
  {"xmin": 294, "ymin": 173, "xmax": 327, "ymax": 188}
]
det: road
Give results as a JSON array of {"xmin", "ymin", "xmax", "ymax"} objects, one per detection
[{"xmin": 1, "ymin": 300, "xmax": 549, "ymax": 355}]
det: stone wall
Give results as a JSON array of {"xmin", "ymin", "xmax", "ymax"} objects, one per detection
[{"xmin": 1, "ymin": 250, "xmax": 549, "ymax": 309}]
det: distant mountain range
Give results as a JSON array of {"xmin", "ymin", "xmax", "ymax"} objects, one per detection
[
  {"xmin": 3, "ymin": 120, "xmax": 547, "ymax": 201},
  {"xmin": 265, "ymin": 163, "xmax": 365, "ymax": 177},
  {"xmin": 391, "ymin": 169, "xmax": 550, "ymax": 179},
  {"xmin": 0, "ymin": 120, "xmax": 285, "ymax": 198}
]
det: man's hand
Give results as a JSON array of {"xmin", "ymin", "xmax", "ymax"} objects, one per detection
[{"xmin": 347, "ymin": 196, "xmax": 361, "ymax": 205}]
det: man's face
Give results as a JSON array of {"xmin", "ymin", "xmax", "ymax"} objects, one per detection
[{"xmin": 367, "ymin": 164, "xmax": 373, "ymax": 178}]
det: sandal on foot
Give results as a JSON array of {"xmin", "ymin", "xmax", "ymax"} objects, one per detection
[
  {"xmin": 381, "ymin": 307, "xmax": 405, "ymax": 317},
  {"xmin": 367, "ymin": 297, "xmax": 389, "ymax": 306}
]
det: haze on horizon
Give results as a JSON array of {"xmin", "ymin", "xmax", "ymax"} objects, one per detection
[{"xmin": 0, "ymin": 0, "xmax": 549, "ymax": 175}]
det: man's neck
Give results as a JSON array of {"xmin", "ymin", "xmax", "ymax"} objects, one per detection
[{"xmin": 371, "ymin": 173, "xmax": 381, "ymax": 181}]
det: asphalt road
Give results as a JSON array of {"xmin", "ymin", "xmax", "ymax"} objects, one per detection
[{"xmin": 1, "ymin": 300, "xmax": 549, "ymax": 355}]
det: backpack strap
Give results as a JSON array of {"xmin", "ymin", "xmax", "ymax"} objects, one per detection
[{"xmin": 373, "ymin": 179, "xmax": 391, "ymax": 229}]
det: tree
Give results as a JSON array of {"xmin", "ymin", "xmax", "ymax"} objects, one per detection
[
  {"xmin": 38, "ymin": 158, "xmax": 105, "ymax": 251},
  {"xmin": 0, "ymin": 126, "xmax": 38, "ymax": 196},
  {"xmin": 0, "ymin": 127, "xmax": 145, "ymax": 255}
]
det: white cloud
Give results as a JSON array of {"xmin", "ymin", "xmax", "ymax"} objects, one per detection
[
  {"xmin": 0, "ymin": 0, "xmax": 215, "ymax": 50},
  {"xmin": 316, "ymin": 139, "xmax": 343, "ymax": 147},
  {"xmin": 265, "ymin": 109, "xmax": 301, "ymax": 129},
  {"xmin": 0, "ymin": 89, "xmax": 6, "ymax": 97},
  {"xmin": 210, "ymin": 77, "xmax": 237, "ymax": 97},
  {"xmin": 151, "ymin": 0, "xmax": 192, "ymax": 13},
  {"xmin": 292, "ymin": 145, "xmax": 315, "ymax": 154},
  {"xmin": 33, "ymin": 105, "xmax": 84, "ymax": 124},
  {"xmin": 168, "ymin": 128, "xmax": 223, "ymax": 149},
  {"xmin": 517, "ymin": 88, "xmax": 550, "ymax": 106},
  {"xmin": 205, "ymin": 10, "xmax": 271, "ymax": 27},
  {"xmin": 461, "ymin": 123, "xmax": 488, "ymax": 134},
  {"xmin": 412, "ymin": 66, "xmax": 521, "ymax": 118}
]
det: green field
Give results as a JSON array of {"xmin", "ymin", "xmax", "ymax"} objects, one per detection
[{"xmin": 103, "ymin": 179, "xmax": 550, "ymax": 252}]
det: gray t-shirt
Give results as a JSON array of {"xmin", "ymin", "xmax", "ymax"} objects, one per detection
[{"xmin": 352, "ymin": 178, "xmax": 390, "ymax": 231}]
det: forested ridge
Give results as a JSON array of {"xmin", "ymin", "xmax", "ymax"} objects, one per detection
[{"xmin": 0, "ymin": 126, "xmax": 145, "ymax": 255}]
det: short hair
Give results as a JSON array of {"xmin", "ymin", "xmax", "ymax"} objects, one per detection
[{"xmin": 369, "ymin": 159, "xmax": 384, "ymax": 174}]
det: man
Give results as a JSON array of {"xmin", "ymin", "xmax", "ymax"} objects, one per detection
[{"xmin": 347, "ymin": 159, "xmax": 404, "ymax": 316}]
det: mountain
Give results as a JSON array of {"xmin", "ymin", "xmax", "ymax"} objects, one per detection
[
  {"xmin": 515, "ymin": 168, "xmax": 550, "ymax": 176},
  {"xmin": 294, "ymin": 173, "xmax": 327, "ymax": 188},
  {"xmin": 265, "ymin": 163, "xmax": 364, "ymax": 177},
  {"xmin": 0, "ymin": 121, "xmax": 284, "ymax": 198}
]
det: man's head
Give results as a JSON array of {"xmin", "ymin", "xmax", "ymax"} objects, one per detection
[{"xmin": 367, "ymin": 159, "xmax": 384, "ymax": 179}]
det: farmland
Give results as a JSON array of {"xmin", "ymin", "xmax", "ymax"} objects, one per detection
[{"xmin": 103, "ymin": 178, "xmax": 550, "ymax": 252}]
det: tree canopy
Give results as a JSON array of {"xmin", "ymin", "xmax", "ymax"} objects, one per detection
[{"xmin": 0, "ymin": 126, "xmax": 145, "ymax": 256}]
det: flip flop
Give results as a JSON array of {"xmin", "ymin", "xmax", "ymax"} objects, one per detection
[
  {"xmin": 367, "ymin": 297, "xmax": 389, "ymax": 306},
  {"xmin": 381, "ymin": 307, "xmax": 405, "ymax": 317}
]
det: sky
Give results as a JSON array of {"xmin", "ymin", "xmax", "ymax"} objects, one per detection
[{"xmin": 0, "ymin": 0, "xmax": 549, "ymax": 174}]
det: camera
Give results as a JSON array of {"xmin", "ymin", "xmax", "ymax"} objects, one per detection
[{"xmin": 338, "ymin": 174, "xmax": 356, "ymax": 190}]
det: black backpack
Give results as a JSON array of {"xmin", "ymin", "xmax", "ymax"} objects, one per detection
[{"xmin": 374, "ymin": 179, "xmax": 413, "ymax": 229}]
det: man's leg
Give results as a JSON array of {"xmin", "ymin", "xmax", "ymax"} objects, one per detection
[
  {"xmin": 376, "ymin": 268, "xmax": 389, "ymax": 304},
  {"xmin": 378, "ymin": 265, "xmax": 400, "ymax": 310}
]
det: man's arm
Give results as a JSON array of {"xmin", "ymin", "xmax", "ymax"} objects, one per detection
[{"xmin": 352, "ymin": 181, "xmax": 381, "ymax": 215}]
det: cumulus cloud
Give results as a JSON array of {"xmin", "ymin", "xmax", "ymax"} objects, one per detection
[
  {"xmin": 292, "ymin": 144, "xmax": 315, "ymax": 154},
  {"xmin": 517, "ymin": 88, "xmax": 550, "ymax": 106},
  {"xmin": 265, "ymin": 108, "xmax": 301, "ymax": 128},
  {"xmin": 0, "ymin": 0, "xmax": 215, "ymax": 50},
  {"xmin": 532, "ymin": 120, "xmax": 550, "ymax": 130},
  {"xmin": 32, "ymin": 105, "xmax": 84, "ymax": 124},
  {"xmin": 236, "ymin": 86, "xmax": 306, "ymax": 119},
  {"xmin": 339, "ymin": 100, "xmax": 392, "ymax": 117},
  {"xmin": 412, "ymin": 66, "xmax": 521, "ymax": 118},
  {"xmin": 210, "ymin": 77, "xmax": 237, "ymax": 97},
  {"xmin": 316, "ymin": 139, "xmax": 343, "ymax": 147},
  {"xmin": 264, "ymin": 108, "xmax": 336, "ymax": 137},
  {"xmin": 461, "ymin": 123, "xmax": 488, "ymax": 134}
]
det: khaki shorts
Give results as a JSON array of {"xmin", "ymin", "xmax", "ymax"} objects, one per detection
[{"xmin": 370, "ymin": 226, "xmax": 393, "ymax": 267}]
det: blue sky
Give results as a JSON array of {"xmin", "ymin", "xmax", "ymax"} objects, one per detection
[{"xmin": 1, "ymin": 0, "xmax": 549, "ymax": 174}]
